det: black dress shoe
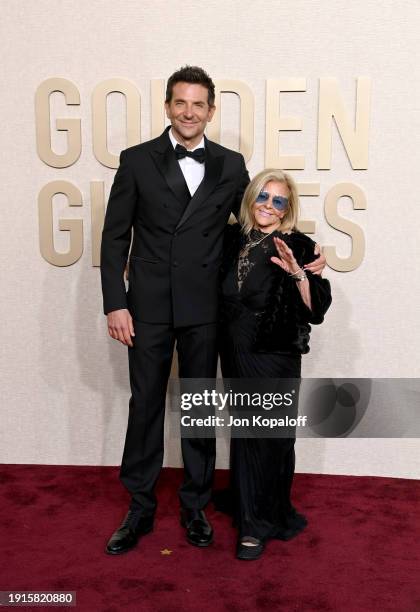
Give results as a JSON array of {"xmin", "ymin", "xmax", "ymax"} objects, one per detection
[
  {"xmin": 236, "ymin": 536, "xmax": 265, "ymax": 561},
  {"xmin": 105, "ymin": 510, "xmax": 154, "ymax": 555},
  {"xmin": 180, "ymin": 508, "xmax": 213, "ymax": 547}
]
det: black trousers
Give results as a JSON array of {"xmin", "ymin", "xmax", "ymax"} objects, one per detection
[{"xmin": 119, "ymin": 320, "xmax": 218, "ymax": 517}]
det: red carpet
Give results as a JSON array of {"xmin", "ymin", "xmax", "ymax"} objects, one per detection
[{"xmin": 0, "ymin": 465, "xmax": 419, "ymax": 611}]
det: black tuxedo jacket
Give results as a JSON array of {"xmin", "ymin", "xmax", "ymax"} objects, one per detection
[{"xmin": 100, "ymin": 126, "xmax": 250, "ymax": 327}]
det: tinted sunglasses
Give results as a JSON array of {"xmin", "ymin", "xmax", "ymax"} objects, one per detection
[{"xmin": 255, "ymin": 191, "xmax": 289, "ymax": 211}]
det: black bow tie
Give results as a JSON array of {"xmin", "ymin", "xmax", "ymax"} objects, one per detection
[{"xmin": 175, "ymin": 144, "xmax": 206, "ymax": 163}]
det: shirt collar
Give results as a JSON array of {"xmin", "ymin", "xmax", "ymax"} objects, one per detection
[{"xmin": 169, "ymin": 127, "xmax": 205, "ymax": 151}]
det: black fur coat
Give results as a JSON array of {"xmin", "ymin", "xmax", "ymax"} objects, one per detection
[{"xmin": 219, "ymin": 224, "xmax": 332, "ymax": 354}]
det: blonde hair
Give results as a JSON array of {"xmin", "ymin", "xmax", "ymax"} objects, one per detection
[{"xmin": 239, "ymin": 168, "xmax": 300, "ymax": 235}]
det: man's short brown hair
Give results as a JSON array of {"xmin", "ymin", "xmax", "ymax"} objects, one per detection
[{"xmin": 165, "ymin": 65, "xmax": 215, "ymax": 106}]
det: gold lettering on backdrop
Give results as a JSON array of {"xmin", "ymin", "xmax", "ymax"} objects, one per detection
[
  {"xmin": 151, "ymin": 79, "xmax": 166, "ymax": 138},
  {"xmin": 90, "ymin": 181, "xmax": 105, "ymax": 267},
  {"xmin": 206, "ymin": 80, "xmax": 254, "ymax": 163},
  {"xmin": 317, "ymin": 77, "xmax": 371, "ymax": 169},
  {"xmin": 324, "ymin": 183, "xmax": 367, "ymax": 271},
  {"xmin": 38, "ymin": 181, "xmax": 83, "ymax": 266},
  {"xmin": 35, "ymin": 78, "xmax": 81, "ymax": 168},
  {"xmin": 265, "ymin": 78, "xmax": 306, "ymax": 169},
  {"xmin": 296, "ymin": 183, "xmax": 321, "ymax": 234},
  {"xmin": 35, "ymin": 77, "xmax": 370, "ymax": 269},
  {"xmin": 92, "ymin": 79, "xmax": 141, "ymax": 169}
]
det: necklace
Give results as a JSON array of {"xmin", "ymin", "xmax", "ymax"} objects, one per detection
[
  {"xmin": 240, "ymin": 227, "xmax": 276, "ymax": 256},
  {"xmin": 237, "ymin": 228, "xmax": 276, "ymax": 290}
]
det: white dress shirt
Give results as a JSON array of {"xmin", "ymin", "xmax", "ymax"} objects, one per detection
[{"xmin": 169, "ymin": 128, "xmax": 205, "ymax": 196}]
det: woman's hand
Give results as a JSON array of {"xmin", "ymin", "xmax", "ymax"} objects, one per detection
[
  {"xmin": 270, "ymin": 236, "xmax": 302, "ymax": 275},
  {"xmin": 271, "ymin": 237, "xmax": 312, "ymax": 311}
]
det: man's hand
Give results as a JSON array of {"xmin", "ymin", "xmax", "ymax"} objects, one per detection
[
  {"xmin": 303, "ymin": 243, "xmax": 327, "ymax": 276},
  {"xmin": 107, "ymin": 309, "xmax": 135, "ymax": 347}
]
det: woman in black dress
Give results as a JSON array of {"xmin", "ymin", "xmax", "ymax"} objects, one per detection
[{"xmin": 218, "ymin": 168, "xmax": 332, "ymax": 560}]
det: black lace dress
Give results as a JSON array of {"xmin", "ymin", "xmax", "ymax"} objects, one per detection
[{"xmin": 216, "ymin": 224, "xmax": 332, "ymax": 542}]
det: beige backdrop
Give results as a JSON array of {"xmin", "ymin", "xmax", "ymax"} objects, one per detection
[{"xmin": 1, "ymin": 0, "xmax": 419, "ymax": 478}]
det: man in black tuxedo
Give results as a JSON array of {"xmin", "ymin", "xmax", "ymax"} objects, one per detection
[{"xmin": 101, "ymin": 66, "xmax": 324, "ymax": 555}]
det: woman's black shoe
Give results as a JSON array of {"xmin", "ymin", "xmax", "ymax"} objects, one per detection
[{"xmin": 236, "ymin": 536, "xmax": 265, "ymax": 560}]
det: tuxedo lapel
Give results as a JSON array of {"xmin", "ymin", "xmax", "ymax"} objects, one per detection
[
  {"xmin": 150, "ymin": 127, "xmax": 191, "ymax": 208},
  {"xmin": 175, "ymin": 136, "xmax": 224, "ymax": 230}
]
